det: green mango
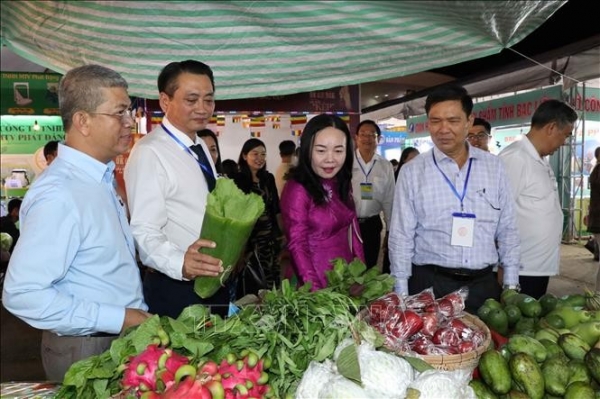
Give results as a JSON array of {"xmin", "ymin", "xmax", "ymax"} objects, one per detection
[
  {"xmin": 559, "ymin": 294, "xmax": 587, "ymax": 308},
  {"xmin": 547, "ymin": 307, "xmax": 592, "ymax": 329},
  {"xmin": 567, "ymin": 359, "xmax": 592, "ymax": 386},
  {"xmin": 541, "ymin": 355, "xmax": 569, "ymax": 396},
  {"xmin": 585, "ymin": 348, "xmax": 600, "ymax": 384},
  {"xmin": 514, "ymin": 317, "xmax": 536, "ymax": 334},
  {"xmin": 564, "ymin": 381, "xmax": 595, "ymax": 399},
  {"xmin": 535, "ymin": 328, "xmax": 559, "ymax": 344},
  {"xmin": 508, "ymin": 334, "xmax": 547, "ymax": 363},
  {"xmin": 571, "ymin": 321, "xmax": 600, "ymax": 347},
  {"xmin": 544, "ymin": 313, "xmax": 566, "ymax": 329},
  {"xmin": 505, "ymin": 305, "xmax": 522, "ymax": 327},
  {"xmin": 538, "ymin": 338, "xmax": 564, "ymax": 359},
  {"xmin": 509, "ymin": 353, "xmax": 545, "ymax": 399},
  {"xmin": 487, "ymin": 308, "xmax": 509, "ymax": 336},
  {"xmin": 539, "ymin": 293, "xmax": 558, "ymax": 316}
]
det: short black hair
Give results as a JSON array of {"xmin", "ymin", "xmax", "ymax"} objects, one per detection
[
  {"xmin": 531, "ymin": 100, "xmax": 578, "ymax": 129},
  {"xmin": 356, "ymin": 119, "xmax": 381, "ymax": 136},
  {"xmin": 7, "ymin": 198, "xmax": 22, "ymax": 213},
  {"xmin": 158, "ymin": 60, "xmax": 215, "ymax": 97},
  {"xmin": 472, "ymin": 118, "xmax": 491, "ymax": 134},
  {"xmin": 425, "ymin": 85, "xmax": 473, "ymax": 117},
  {"xmin": 43, "ymin": 140, "xmax": 59, "ymax": 159},
  {"xmin": 279, "ymin": 140, "xmax": 296, "ymax": 156}
]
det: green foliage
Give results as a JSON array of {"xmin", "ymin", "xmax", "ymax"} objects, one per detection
[{"xmin": 325, "ymin": 257, "xmax": 396, "ymax": 307}]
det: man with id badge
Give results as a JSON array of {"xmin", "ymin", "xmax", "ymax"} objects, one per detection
[
  {"xmin": 351, "ymin": 120, "xmax": 395, "ymax": 269},
  {"xmin": 125, "ymin": 60, "xmax": 230, "ymax": 319},
  {"xmin": 389, "ymin": 85, "xmax": 521, "ymax": 312}
]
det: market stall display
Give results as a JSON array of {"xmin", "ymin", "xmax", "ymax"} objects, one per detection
[
  {"xmin": 471, "ymin": 289, "xmax": 600, "ymax": 399},
  {"xmin": 7, "ymin": 255, "xmax": 598, "ymax": 399},
  {"xmin": 54, "ymin": 261, "xmax": 393, "ymax": 399}
]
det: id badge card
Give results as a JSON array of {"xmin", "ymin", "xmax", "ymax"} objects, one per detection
[
  {"xmin": 451, "ymin": 212, "xmax": 476, "ymax": 247},
  {"xmin": 360, "ymin": 182, "xmax": 374, "ymax": 200}
]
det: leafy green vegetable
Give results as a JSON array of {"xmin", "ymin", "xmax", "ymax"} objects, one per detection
[
  {"xmin": 336, "ymin": 344, "xmax": 362, "ymax": 384},
  {"xmin": 194, "ymin": 178, "xmax": 265, "ymax": 298},
  {"xmin": 56, "ymin": 280, "xmax": 369, "ymax": 399},
  {"xmin": 325, "ymin": 257, "xmax": 396, "ymax": 307}
]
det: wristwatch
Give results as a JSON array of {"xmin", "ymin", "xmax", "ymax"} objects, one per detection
[{"xmin": 502, "ymin": 284, "xmax": 521, "ymax": 292}]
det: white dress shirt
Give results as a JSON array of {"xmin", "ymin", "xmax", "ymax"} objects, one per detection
[
  {"xmin": 499, "ymin": 136, "xmax": 563, "ymax": 276},
  {"xmin": 351, "ymin": 150, "xmax": 395, "ymax": 228},
  {"xmin": 124, "ymin": 118, "xmax": 217, "ymax": 280}
]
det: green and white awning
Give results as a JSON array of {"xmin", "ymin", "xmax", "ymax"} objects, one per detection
[{"xmin": 0, "ymin": 1, "xmax": 566, "ymax": 100}]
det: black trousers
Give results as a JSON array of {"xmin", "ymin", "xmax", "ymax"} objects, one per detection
[
  {"xmin": 358, "ymin": 215, "xmax": 383, "ymax": 268},
  {"xmin": 519, "ymin": 275, "xmax": 550, "ymax": 300},
  {"xmin": 408, "ymin": 264, "xmax": 501, "ymax": 314},
  {"xmin": 143, "ymin": 270, "xmax": 230, "ymax": 319}
]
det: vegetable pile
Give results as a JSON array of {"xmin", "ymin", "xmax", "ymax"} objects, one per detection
[
  {"xmin": 472, "ymin": 289, "xmax": 600, "ymax": 399},
  {"xmin": 56, "ymin": 280, "xmax": 360, "ymax": 398}
]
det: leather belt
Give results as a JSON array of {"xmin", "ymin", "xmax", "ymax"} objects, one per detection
[
  {"xmin": 87, "ymin": 332, "xmax": 118, "ymax": 338},
  {"xmin": 428, "ymin": 264, "xmax": 494, "ymax": 280},
  {"xmin": 358, "ymin": 215, "xmax": 379, "ymax": 223}
]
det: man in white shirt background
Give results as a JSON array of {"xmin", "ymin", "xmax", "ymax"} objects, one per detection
[
  {"xmin": 499, "ymin": 100, "xmax": 578, "ymax": 299},
  {"xmin": 351, "ymin": 120, "xmax": 395, "ymax": 269}
]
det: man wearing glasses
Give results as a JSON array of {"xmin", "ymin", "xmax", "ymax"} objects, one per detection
[
  {"xmin": 351, "ymin": 120, "xmax": 395, "ymax": 270},
  {"xmin": 2, "ymin": 65, "xmax": 149, "ymax": 381},
  {"xmin": 466, "ymin": 118, "xmax": 492, "ymax": 152}
]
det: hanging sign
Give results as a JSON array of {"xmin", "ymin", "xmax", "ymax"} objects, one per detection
[{"xmin": 1, "ymin": 72, "xmax": 62, "ymax": 115}]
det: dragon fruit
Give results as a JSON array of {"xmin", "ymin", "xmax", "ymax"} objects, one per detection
[
  {"xmin": 121, "ymin": 344, "xmax": 190, "ymax": 396},
  {"xmin": 217, "ymin": 351, "xmax": 270, "ymax": 399},
  {"xmin": 161, "ymin": 377, "xmax": 212, "ymax": 399}
]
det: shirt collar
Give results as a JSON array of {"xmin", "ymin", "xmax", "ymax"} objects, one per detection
[
  {"xmin": 521, "ymin": 135, "xmax": 546, "ymax": 163},
  {"xmin": 432, "ymin": 143, "xmax": 482, "ymax": 163},
  {"xmin": 356, "ymin": 148, "xmax": 378, "ymax": 164},
  {"xmin": 162, "ymin": 117, "xmax": 201, "ymax": 146},
  {"xmin": 58, "ymin": 143, "xmax": 115, "ymax": 184}
]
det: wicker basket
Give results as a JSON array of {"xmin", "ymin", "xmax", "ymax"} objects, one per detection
[{"xmin": 359, "ymin": 310, "xmax": 491, "ymax": 371}]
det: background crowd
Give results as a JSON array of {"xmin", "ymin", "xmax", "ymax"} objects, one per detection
[{"xmin": 0, "ymin": 60, "xmax": 598, "ymax": 383}]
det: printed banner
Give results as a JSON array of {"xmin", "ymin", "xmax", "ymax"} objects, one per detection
[{"xmin": 1, "ymin": 72, "xmax": 62, "ymax": 115}]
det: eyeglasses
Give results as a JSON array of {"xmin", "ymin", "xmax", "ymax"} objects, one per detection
[
  {"xmin": 90, "ymin": 109, "xmax": 133, "ymax": 123},
  {"xmin": 466, "ymin": 133, "xmax": 490, "ymax": 141}
]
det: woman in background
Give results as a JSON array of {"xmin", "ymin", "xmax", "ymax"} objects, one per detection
[
  {"xmin": 281, "ymin": 114, "xmax": 365, "ymax": 290},
  {"xmin": 197, "ymin": 129, "xmax": 223, "ymax": 174},
  {"xmin": 233, "ymin": 139, "xmax": 282, "ymax": 295},
  {"xmin": 394, "ymin": 146, "xmax": 420, "ymax": 181}
]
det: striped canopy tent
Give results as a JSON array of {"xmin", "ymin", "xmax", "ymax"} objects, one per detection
[{"xmin": 0, "ymin": 1, "xmax": 566, "ymax": 100}]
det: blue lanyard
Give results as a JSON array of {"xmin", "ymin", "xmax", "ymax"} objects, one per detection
[
  {"xmin": 161, "ymin": 123, "xmax": 212, "ymax": 176},
  {"xmin": 357, "ymin": 154, "xmax": 377, "ymax": 182},
  {"xmin": 432, "ymin": 151, "xmax": 473, "ymax": 212}
]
